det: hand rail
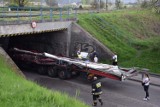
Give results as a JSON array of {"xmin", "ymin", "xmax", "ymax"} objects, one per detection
[{"xmin": 0, "ymin": 6, "xmax": 77, "ymax": 25}]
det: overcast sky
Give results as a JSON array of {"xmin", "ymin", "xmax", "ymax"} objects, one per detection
[{"xmin": 67, "ymin": 0, "xmax": 137, "ymax": 3}]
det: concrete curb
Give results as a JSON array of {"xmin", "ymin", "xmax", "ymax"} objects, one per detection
[
  {"xmin": 149, "ymin": 72, "xmax": 160, "ymax": 77},
  {"xmin": 128, "ymin": 78, "xmax": 160, "ymax": 87}
]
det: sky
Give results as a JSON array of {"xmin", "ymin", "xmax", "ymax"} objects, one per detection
[
  {"xmin": 39, "ymin": 0, "xmax": 137, "ymax": 4},
  {"xmin": 65, "ymin": 0, "xmax": 137, "ymax": 3}
]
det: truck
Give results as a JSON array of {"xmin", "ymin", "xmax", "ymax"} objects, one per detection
[{"xmin": 10, "ymin": 48, "xmax": 139, "ymax": 81}]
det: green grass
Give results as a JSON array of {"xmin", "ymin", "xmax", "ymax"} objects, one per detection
[
  {"xmin": 0, "ymin": 56, "xmax": 89, "ymax": 107},
  {"xmin": 77, "ymin": 9, "xmax": 160, "ymax": 73}
]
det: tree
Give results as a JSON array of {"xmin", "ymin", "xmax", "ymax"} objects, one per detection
[
  {"xmin": 137, "ymin": 0, "xmax": 160, "ymax": 13},
  {"xmin": 11, "ymin": 0, "xmax": 29, "ymax": 7},
  {"xmin": 150, "ymin": 0, "xmax": 160, "ymax": 13},
  {"xmin": 81, "ymin": 0, "xmax": 86, "ymax": 4},
  {"xmin": 90, "ymin": 0, "xmax": 98, "ymax": 9},
  {"xmin": 106, "ymin": 0, "xmax": 109, "ymax": 10},
  {"xmin": 45, "ymin": 0, "xmax": 58, "ymax": 7},
  {"xmin": 141, "ymin": 0, "xmax": 149, "ymax": 8},
  {"xmin": 115, "ymin": 0, "xmax": 123, "ymax": 9},
  {"xmin": 100, "ymin": 0, "xmax": 105, "ymax": 9}
]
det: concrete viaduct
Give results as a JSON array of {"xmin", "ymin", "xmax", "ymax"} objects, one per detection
[{"xmin": 0, "ymin": 20, "xmax": 113, "ymax": 61}]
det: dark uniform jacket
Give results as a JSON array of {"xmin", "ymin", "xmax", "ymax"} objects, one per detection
[{"xmin": 92, "ymin": 80, "xmax": 102, "ymax": 95}]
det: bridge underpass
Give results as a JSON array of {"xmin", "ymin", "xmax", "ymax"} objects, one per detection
[
  {"xmin": 7, "ymin": 30, "xmax": 69, "ymax": 56},
  {"xmin": 0, "ymin": 21, "xmax": 113, "ymax": 61},
  {"xmin": 0, "ymin": 21, "xmax": 71, "ymax": 57}
]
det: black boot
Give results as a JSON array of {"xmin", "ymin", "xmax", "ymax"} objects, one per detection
[
  {"xmin": 92, "ymin": 102, "xmax": 97, "ymax": 106},
  {"xmin": 99, "ymin": 99, "xmax": 103, "ymax": 106}
]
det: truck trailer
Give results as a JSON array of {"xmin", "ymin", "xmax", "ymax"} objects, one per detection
[{"xmin": 10, "ymin": 48, "xmax": 139, "ymax": 81}]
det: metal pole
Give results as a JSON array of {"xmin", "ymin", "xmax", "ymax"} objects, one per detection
[
  {"xmin": 29, "ymin": 7, "xmax": 32, "ymax": 22},
  {"xmin": 50, "ymin": 8, "xmax": 53, "ymax": 21},
  {"xmin": 106, "ymin": 0, "xmax": 108, "ymax": 11},
  {"xmin": 17, "ymin": 7, "xmax": 20, "ymax": 23},
  {"xmin": 60, "ymin": 8, "xmax": 62, "ymax": 21},
  {"xmin": 39, "ymin": 0, "xmax": 43, "ymax": 21},
  {"xmin": 68, "ymin": 7, "xmax": 70, "ymax": 20},
  {"xmin": 40, "ymin": 8, "xmax": 43, "ymax": 21},
  {"xmin": 97, "ymin": 0, "xmax": 100, "ymax": 12}
]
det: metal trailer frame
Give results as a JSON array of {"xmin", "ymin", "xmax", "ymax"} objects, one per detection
[{"xmin": 11, "ymin": 48, "xmax": 139, "ymax": 81}]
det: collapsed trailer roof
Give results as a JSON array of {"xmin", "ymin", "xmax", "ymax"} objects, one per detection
[{"xmin": 12, "ymin": 48, "xmax": 140, "ymax": 81}]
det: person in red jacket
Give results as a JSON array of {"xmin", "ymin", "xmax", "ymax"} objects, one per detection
[{"xmin": 91, "ymin": 76, "xmax": 103, "ymax": 106}]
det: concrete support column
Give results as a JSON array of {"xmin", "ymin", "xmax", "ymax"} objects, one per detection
[{"xmin": 66, "ymin": 23, "xmax": 72, "ymax": 57}]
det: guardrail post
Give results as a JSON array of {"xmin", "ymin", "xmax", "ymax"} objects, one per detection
[
  {"xmin": 40, "ymin": 8, "xmax": 43, "ymax": 21},
  {"xmin": 60, "ymin": 8, "xmax": 62, "ymax": 21},
  {"xmin": 17, "ymin": 7, "xmax": 20, "ymax": 23},
  {"xmin": 50, "ymin": 8, "xmax": 53, "ymax": 21},
  {"xmin": 67, "ymin": 7, "xmax": 70, "ymax": 20},
  {"xmin": 2, "ymin": 7, "xmax": 5, "ymax": 19},
  {"xmin": 29, "ymin": 7, "xmax": 32, "ymax": 22}
]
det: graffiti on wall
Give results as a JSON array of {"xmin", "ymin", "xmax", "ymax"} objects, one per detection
[{"xmin": 74, "ymin": 42, "xmax": 95, "ymax": 53}]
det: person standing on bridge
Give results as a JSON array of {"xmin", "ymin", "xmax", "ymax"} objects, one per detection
[
  {"xmin": 91, "ymin": 76, "xmax": 103, "ymax": 106},
  {"xmin": 142, "ymin": 73, "xmax": 150, "ymax": 101}
]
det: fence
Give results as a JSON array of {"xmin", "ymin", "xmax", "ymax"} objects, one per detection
[{"xmin": 0, "ymin": 0, "xmax": 78, "ymax": 25}]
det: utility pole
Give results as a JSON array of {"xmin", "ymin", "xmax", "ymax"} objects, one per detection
[
  {"xmin": 97, "ymin": 0, "xmax": 100, "ymax": 12},
  {"xmin": 106, "ymin": 0, "xmax": 108, "ymax": 10}
]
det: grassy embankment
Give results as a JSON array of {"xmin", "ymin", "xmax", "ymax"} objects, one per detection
[
  {"xmin": 78, "ymin": 9, "xmax": 160, "ymax": 73},
  {"xmin": 0, "ymin": 56, "xmax": 89, "ymax": 107}
]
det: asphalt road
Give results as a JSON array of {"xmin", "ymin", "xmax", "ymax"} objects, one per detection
[{"xmin": 24, "ymin": 71, "xmax": 160, "ymax": 107}]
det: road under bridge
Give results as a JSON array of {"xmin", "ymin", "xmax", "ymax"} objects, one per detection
[
  {"xmin": 0, "ymin": 21, "xmax": 113, "ymax": 61},
  {"xmin": 24, "ymin": 71, "xmax": 160, "ymax": 107}
]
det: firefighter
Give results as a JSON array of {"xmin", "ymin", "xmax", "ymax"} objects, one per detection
[
  {"xmin": 91, "ymin": 76, "xmax": 103, "ymax": 106},
  {"xmin": 77, "ymin": 48, "xmax": 82, "ymax": 59}
]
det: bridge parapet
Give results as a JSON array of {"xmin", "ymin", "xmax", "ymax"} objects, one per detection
[
  {"xmin": 0, "ymin": 6, "xmax": 77, "ymax": 25},
  {"xmin": 0, "ymin": 21, "xmax": 72, "ymax": 37}
]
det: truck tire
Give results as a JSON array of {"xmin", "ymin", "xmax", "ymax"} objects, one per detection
[
  {"xmin": 48, "ymin": 66, "xmax": 58, "ymax": 77},
  {"xmin": 58, "ymin": 69, "xmax": 71, "ymax": 79},
  {"xmin": 38, "ymin": 66, "xmax": 46, "ymax": 75}
]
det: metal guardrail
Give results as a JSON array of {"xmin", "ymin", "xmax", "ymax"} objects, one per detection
[{"xmin": 0, "ymin": 6, "xmax": 78, "ymax": 25}]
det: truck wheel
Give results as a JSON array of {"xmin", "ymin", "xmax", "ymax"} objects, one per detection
[
  {"xmin": 48, "ymin": 66, "xmax": 58, "ymax": 77},
  {"xmin": 58, "ymin": 69, "xmax": 71, "ymax": 79},
  {"xmin": 38, "ymin": 67, "xmax": 46, "ymax": 75},
  {"xmin": 58, "ymin": 70, "xmax": 67, "ymax": 79}
]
